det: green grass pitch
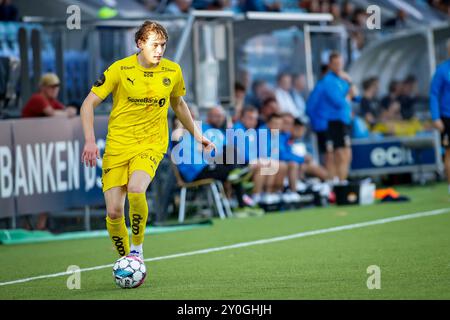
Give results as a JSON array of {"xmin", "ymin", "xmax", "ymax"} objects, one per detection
[{"xmin": 1, "ymin": 183, "xmax": 449, "ymax": 300}]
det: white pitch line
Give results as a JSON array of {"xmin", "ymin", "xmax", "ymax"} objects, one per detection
[{"xmin": 1, "ymin": 207, "xmax": 449, "ymax": 287}]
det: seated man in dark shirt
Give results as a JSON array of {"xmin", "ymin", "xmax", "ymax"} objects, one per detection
[
  {"xmin": 21, "ymin": 73, "xmax": 77, "ymax": 118},
  {"xmin": 359, "ymin": 76, "xmax": 379, "ymax": 128},
  {"xmin": 398, "ymin": 75, "xmax": 419, "ymax": 120}
]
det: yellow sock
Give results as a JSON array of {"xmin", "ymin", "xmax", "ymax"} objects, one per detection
[
  {"xmin": 106, "ymin": 215, "xmax": 130, "ymax": 257},
  {"xmin": 128, "ymin": 192, "xmax": 148, "ymax": 246}
]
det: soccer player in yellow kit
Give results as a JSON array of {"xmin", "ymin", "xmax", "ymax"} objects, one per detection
[{"xmin": 80, "ymin": 21, "xmax": 215, "ymax": 261}]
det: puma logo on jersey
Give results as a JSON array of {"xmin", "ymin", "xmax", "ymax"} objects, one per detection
[{"xmin": 127, "ymin": 77, "xmax": 135, "ymax": 85}]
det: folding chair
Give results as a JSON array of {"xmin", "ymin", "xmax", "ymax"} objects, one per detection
[{"xmin": 171, "ymin": 163, "xmax": 233, "ymax": 223}]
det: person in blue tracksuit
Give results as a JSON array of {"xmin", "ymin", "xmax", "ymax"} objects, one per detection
[
  {"xmin": 254, "ymin": 113, "xmax": 288, "ymax": 202},
  {"xmin": 306, "ymin": 64, "xmax": 334, "ymax": 178},
  {"xmin": 320, "ymin": 52, "xmax": 353, "ymax": 181},
  {"xmin": 232, "ymin": 106, "xmax": 272, "ymax": 203},
  {"xmin": 172, "ymin": 106, "xmax": 250, "ymax": 208},
  {"xmin": 232, "ymin": 108, "xmax": 259, "ymax": 165},
  {"xmin": 430, "ymin": 40, "xmax": 450, "ymax": 193},
  {"xmin": 280, "ymin": 113, "xmax": 304, "ymax": 199},
  {"xmin": 290, "ymin": 118, "xmax": 328, "ymax": 181},
  {"xmin": 172, "ymin": 106, "xmax": 234, "ymax": 183}
]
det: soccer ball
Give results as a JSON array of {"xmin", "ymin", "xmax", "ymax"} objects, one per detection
[{"xmin": 112, "ymin": 255, "xmax": 147, "ymax": 289}]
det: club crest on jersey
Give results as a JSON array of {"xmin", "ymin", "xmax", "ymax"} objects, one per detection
[
  {"xmin": 162, "ymin": 77, "xmax": 171, "ymax": 87},
  {"xmin": 94, "ymin": 73, "xmax": 105, "ymax": 87}
]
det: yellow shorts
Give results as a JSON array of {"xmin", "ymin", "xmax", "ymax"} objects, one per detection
[{"xmin": 101, "ymin": 150, "xmax": 164, "ymax": 192}]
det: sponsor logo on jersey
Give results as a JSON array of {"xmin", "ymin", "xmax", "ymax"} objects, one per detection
[
  {"xmin": 128, "ymin": 96, "xmax": 166, "ymax": 108},
  {"xmin": 128, "ymin": 97, "xmax": 158, "ymax": 104},
  {"xmin": 121, "ymin": 65, "xmax": 135, "ymax": 70},
  {"xmin": 127, "ymin": 77, "xmax": 135, "ymax": 85},
  {"xmin": 94, "ymin": 73, "xmax": 105, "ymax": 87},
  {"xmin": 161, "ymin": 66, "xmax": 176, "ymax": 72}
]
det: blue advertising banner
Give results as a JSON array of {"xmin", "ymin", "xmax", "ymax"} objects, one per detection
[
  {"xmin": 70, "ymin": 116, "xmax": 109, "ymax": 208},
  {"xmin": 12, "ymin": 118, "xmax": 74, "ymax": 215},
  {"xmin": 6, "ymin": 116, "xmax": 109, "ymax": 215},
  {"xmin": 350, "ymin": 132, "xmax": 442, "ymax": 177},
  {"xmin": 0, "ymin": 120, "xmax": 15, "ymax": 218}
]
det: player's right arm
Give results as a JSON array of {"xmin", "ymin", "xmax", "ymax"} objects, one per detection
[
  {"xmin": 80, "ymin": 92, "xmax": 103, "ymax": 167},
  {"xmin": 81, "ymin": 62, "xmax": 119, "ymax": 167}
]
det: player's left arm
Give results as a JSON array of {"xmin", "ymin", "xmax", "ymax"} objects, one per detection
[{"xmin": 170, "ymin": 96, "xmax": 216, "ymax": 152}]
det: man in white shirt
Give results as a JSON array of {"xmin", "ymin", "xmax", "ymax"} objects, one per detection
[
  {"xmin": 275, "ymin": 73, "xmax": 300, "ymax": 118},
  {"xmin": 291, "ymin": 73, "xmax": 307, "ymax": 120}
]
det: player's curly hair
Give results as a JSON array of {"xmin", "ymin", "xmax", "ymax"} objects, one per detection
[{"xmin": 135, "ymin": 21, "xmax": 168, "ymax": 47}]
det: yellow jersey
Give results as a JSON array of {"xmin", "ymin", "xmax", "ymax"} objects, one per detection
[
  {"xmin": 372, "ymin": 119, "xmax": 424, "ymax": 137},
  {"xmin": 91, "ymin": 54, "xmax": 186, "ymax": 168}
]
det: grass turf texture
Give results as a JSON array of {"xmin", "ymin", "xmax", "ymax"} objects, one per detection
[{"xmin": 0, "ymin": 183, "xmax": 449, "ymax": 299}]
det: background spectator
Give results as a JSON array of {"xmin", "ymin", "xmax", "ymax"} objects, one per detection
[
  {"xmin": 341, "ymin": 0, "xmax": 355, "ymax": 24},
  {"xmin": 21, "ymin": 73, "xmax": 77, "ymax": 118},
  {"xmin": 359, "ymin": 76, "xmax": 379, "ymax": 128},
  {"xmin": 258, "ymin": 97, "xmax": 280, "ymax": 126},
  {"xmin": 291, "ymin": 73, "xmax": 307, "ymax": 121},
  {"xmin": 398, "ymin": 75, "xmax": 419, "ymax": 120},
  {"xmin": 428, "ymin": 0, "xmax": 450, "ymax": 15},
  {"xmin": 239, "ymin": 0, "xmax": 281, "ymax": 12},
  {"xmin": 232, "ymin": 81, "xmax": 247, "ymax": 122},
  {"xmin": 322, "ymin": 52, "xmax": 352, "ymax": 182},
  {"xmin": 290, "ymin": 118, "xmax": 328, "ymax": 181},
  {"xmin": 381, "ymin": 80, "xmax": 402, "ymax": 110},
  {"xmin": 245, "ymin": 79, "xmax": 273, "ymax": 110},
  {"xmin": 165, "ymin": 0, "xmax": 192, "ymax": 14},
  {"xmin": 0, "ymin": 0, "xmax": 18, "ymax": 21},
  {"xmin": 384, "ymin": 9, "xmax": 408, "ymax": 28},
  {"xmin": 275, "ymin": 73, "xmax": 301, "ymax": 118}
]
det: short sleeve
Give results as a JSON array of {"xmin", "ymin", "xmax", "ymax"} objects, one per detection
[
  {"xmin": 51, "ymin": 99, "xmax": 65, "ymax": 110},
  {"xmin": 170, "ymin": 64, "xmax": 186, "ymax": 98},
  {"xmin": 22, "ymin": 94, "xmax": 48, "ymax": 117},
  {"xmin": 31, "ymin": 95, "xmax": 48, "ymax": 114},
  {"xmin": 90, "ymin": 62, "xmax": 120, "ymax": 100}
]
